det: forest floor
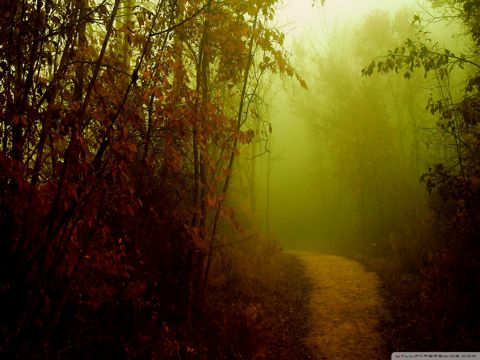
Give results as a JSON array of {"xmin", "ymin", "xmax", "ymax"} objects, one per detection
[
  {"xmin": 202, "ymin": 250, "xmax": 315, "ymax": 359},
  {"xmin": 290, "ymin": 251, "xmax": 388, "ymax": 359}
]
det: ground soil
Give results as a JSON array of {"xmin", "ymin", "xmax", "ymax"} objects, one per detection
[{"xmin": 290, "ymin": 251, "xmax": 387, "ymax": 360}]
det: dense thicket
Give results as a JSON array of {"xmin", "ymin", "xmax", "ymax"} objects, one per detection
[{"xmin": 0, "ymin": 0, "xmax": 301, "ymax": 357}]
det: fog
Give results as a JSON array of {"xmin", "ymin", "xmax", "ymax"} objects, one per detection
[
  {"xmin": 3, "ymin": 0, "xmax": 478, "ymax": 355},
  {"xmin": 254, "ymin": 0, "xmax": 445, "ymax": 253}
]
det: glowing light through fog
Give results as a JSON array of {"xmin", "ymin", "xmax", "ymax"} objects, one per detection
[
  {"xmin": 276, "ymin": 0, "xmax": 420, "ymax": 36},
  {"xmin": 269, "ymin": 0, "xmax": 423, "ymax": 246}
]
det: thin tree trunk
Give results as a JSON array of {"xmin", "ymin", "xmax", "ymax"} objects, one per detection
[
  {"xmin": 201, "ymin": 11, "xmax": 259, "ymax": 301},
  {"xmin": 188, "ymin": 0, "xmax": 211, "ymax": 322}
]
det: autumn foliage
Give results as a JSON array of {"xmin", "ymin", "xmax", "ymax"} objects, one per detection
[{"xmin": 0, "ymin": 0, "xmax": 300, "ymax": 357}]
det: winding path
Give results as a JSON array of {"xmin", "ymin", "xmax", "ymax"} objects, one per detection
[{"xmin": 291, "ymin": 252, "xmax": 386, "ymax": 359}]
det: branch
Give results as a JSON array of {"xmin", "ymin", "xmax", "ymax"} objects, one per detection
[
  {"xmin": 150, "ymin": 3, "xmax": 208, "ymax": 37},
  {"xmin": 213, "ymin": 235, "xmax": 255, "ymax": 249}
]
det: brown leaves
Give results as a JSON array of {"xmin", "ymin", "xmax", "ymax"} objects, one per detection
[
  {"xmin": 237, "ymin": 129, "xmax": 255, "ymax": 144},
  {"xmin": 0, "ymin": 0, "xmax": 302, "ymax": 356},
  {"xmin": 188, "ymin": 226, "xmax": 209, "ymax": 252}
]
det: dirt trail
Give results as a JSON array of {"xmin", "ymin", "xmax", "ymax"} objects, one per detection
[{"xmin": 290, "ymin": 252, "xmax": 386, "ymax": 360}]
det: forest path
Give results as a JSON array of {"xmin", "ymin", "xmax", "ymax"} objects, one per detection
[{"xmin": 289, "ymin": 251, "xmax": 386, "ymax": 360}]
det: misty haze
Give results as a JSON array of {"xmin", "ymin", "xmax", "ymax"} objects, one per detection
[{"xmin": 1, "ymin": 0, "xmax": 479, "ymax": 358}]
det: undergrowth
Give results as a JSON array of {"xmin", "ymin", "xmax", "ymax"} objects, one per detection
[{"xmin": 199, "ymin": 243, "xmax": 314, "ymax": 359}]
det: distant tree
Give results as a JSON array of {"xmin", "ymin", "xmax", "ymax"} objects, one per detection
[
  {"xmin": 295, "ymin": 9, "xmax": 430, "ymax": 254},
  {"xmin": 363, "ymin": 0, "xmax": 480, "ymax": 348}
]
